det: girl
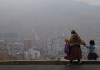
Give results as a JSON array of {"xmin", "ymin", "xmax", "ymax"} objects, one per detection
[
  {"xmin": 86, "ymin": 40, "xmax": 98, "ymax": 60},
  {"xmin": 64, "ymin": 38, "xmax": 70, "ymax": 54}
]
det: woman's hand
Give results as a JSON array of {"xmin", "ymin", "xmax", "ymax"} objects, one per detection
[{"xmin": 82, "ymin": 40, "xmax": 86, "ymax": 46}]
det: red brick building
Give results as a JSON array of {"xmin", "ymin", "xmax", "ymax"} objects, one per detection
[{"xmin": 24, "ymin": 39, "xmax": 33, "ymax": 51}]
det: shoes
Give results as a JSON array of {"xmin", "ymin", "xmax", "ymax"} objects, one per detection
[
  {"xmin": 67, "ymin": 62, "xmax": 82, "ymax": 65},
  {"xmin": 67, "ymin": 63, "xmax": 73, "ymax": 65},
  {"xmin": 78, "ymin": 61, "xmax": 82, "ymax": 65}
]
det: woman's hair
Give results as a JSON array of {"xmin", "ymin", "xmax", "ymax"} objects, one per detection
[
  {"xmin": 71, "ymin": 30, "xmax": 77, "ymax": 35},
  {"xmin": 90, "ymin": 40, "xmax": 95, "ymax": 45}
]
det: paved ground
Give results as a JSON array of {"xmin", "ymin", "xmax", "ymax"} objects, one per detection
[{"xmin": 0, "ymin": 65, "xmax": 100, "ymax": 70}]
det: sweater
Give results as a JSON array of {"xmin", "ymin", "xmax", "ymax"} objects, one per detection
[{"xmin": 86, "ymin": 45, "xmax": 95, "ymax": 53}]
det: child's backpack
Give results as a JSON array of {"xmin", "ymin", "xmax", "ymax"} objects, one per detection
[{"xmin": 64, "ymin": 43, "xmax": 70, "ymax": 54}]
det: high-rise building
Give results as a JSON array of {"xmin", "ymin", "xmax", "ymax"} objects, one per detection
[
  {"xmin": 24, "ymin": 39, "xmax": 33, "ymax": 51},
  {"xmin": 0, "ymin": 40, "xmax": 7, "ymax": 52}
]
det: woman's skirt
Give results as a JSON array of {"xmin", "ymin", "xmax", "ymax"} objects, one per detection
[
  {"xmin": 88, "ymin": 53, "xmax": 98, "ymax": 60},
  {"xmin": 64, "ymin": 45, "xmax": 82, "ymax": 60}
]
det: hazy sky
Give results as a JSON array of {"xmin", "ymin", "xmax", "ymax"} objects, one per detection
[
  {"xmin": 0, "ymin": 0, "xmax": 100, "ymax": 44},
  {"xmin": 74, "ymin": 0, "xmax": 100, "ymax": 6},
  {"xmin": 0, "ymin": 0, "xmax": 100, "ymax": 6}
]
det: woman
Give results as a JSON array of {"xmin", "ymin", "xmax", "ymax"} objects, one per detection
[{"xmin": 66, "ymin": 30, "xmax": 85, "ymax": 64}]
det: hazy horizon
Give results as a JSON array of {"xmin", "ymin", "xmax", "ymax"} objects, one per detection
[{"xmin": 0, "ymin": 0, "xmax": 100, "ymax": 45}]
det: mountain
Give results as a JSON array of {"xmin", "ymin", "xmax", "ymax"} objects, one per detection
[{"xmin": 0, "ymin": 0, "xmax": 100, "ymax": 45}]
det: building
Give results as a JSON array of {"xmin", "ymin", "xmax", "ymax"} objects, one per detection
[
  {"xmin": 8, "ymin": 43, "xmax": 24, "ymax": 60},
  {"xmin": 0, "ymin": 40, "xmax": 7, "ymax": 53},
  {"xmin": 23, "ymin": 39, "xmax": 33, "ymax": 51},
  {"xmin": 0, "ymin": 40, "xmax": 11, "ymax": 60},
  {"xmin": 24, "ymin": 48, "xmax": 40, "ymax": 60}
]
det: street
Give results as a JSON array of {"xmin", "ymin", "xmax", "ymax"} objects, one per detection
[{"xmin": 0, "ymin": 65, "xmax": 100, "ymax": 70}]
